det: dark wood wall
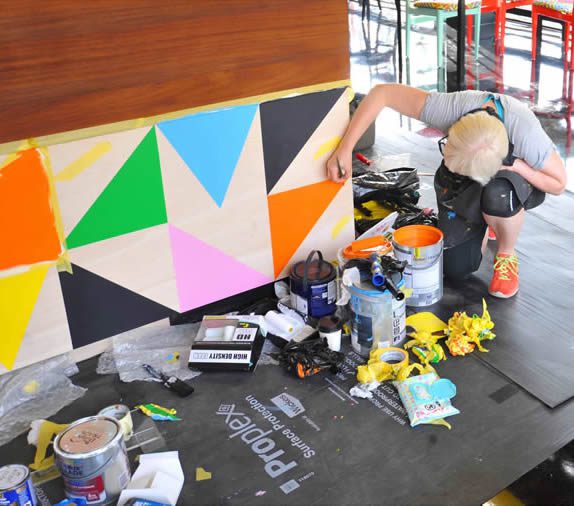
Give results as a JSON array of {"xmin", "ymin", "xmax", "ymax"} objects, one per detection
[{"xmin": 0, "ymin": 1, "xmax": 349, "ymax": 144}]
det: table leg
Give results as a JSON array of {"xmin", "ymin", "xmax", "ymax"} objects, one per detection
[
  {"xmin": 395, "ymin": 0, "xmax": 403, "ymax": 83},
  {"xmin": 456, "ymin": 0, "xmax": 466, "ymax": 90}
]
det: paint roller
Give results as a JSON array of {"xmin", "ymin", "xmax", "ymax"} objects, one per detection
[
  {"xmin": 265, "ymin": 310, "xmax": 295, "ymax": 335},
  {"xmin": 369, "ymin": 254, "xmax": 406, "ymax": 301}
]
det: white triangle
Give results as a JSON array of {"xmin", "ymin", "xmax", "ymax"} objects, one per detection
[
  {"xmin": 157, "ymin": 110, "xmax": 274, "ymax": 279},
  {"xmin": 69, "ymin": 224, "xmax": 179, "ymax": 311},
  {"xmin": 51, "ymin": 127, "xmax": 151, "ymax": 237}
]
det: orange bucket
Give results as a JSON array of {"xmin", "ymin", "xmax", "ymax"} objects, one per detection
[{"xmin": 392, "ymin": 225, "xmax": 444, "ymax": 307}]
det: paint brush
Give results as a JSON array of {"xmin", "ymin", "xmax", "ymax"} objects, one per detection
[{"xmin": 336, "ymin": 158, "xmax": 346, "ymax": 179}]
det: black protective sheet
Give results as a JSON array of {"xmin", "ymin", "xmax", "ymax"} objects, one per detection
[
  {"xmin": 429, "ymin": 207, "xmax": 574, "ymax": 408},
  {"xmin": 2, "ymin": 354, "xmax": 574, "ymax": 505}
]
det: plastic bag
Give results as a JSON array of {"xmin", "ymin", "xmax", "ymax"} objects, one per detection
[
  {"xmin": 353, "ymin": 167, "xmax": 420, "ymax": 193},
  {"xmin": 0, "ymin": 354, "xmax": 86, "ymax": 447},
  {"xmin": 97, "ymin": 319, "xmax": 202, "ymax": 383}
]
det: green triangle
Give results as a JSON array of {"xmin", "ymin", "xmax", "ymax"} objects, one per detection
[{"xmin": 66, "ymin": 128, "xmax": 167, "ymax": 249}]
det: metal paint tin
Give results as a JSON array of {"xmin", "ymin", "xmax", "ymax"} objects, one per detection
[
  {"xmin": 392, "ymin": 225, "xmax": 444, "ymax": 307},
  {"xmin": 0, "ymin": 464, "xmax": 38, "ymax": 506},
  {"xmin": 54, "ymin": 416, "xmax": 131, "ymax": 506},
  {"xmin": 290, "ymin": 250, "xmax": 337, "ymax": 318}
]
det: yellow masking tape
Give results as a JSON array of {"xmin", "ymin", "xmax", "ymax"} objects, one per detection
[
  {"xmin": 0, "ymin": 80, "xmax": 351, "ymax": 155},
  {"xmin": 54, "ymin": 141, "xmax": 112, "ymax": 182},
  {"xmin": 36, "ymin": 145, "xmax": 70, "ymax": 272},
  {"xmin": 356, "ymin": 347, "xmax": 409, "ymax": 384},
  {"xmin": 98, "ymin": 404, "xmax": 134, "ymax": 441}
]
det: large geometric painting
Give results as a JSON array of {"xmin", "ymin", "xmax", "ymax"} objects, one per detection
[{"xmin": 0, "ymin": 87, "xmax": 353, "ymax": 374}]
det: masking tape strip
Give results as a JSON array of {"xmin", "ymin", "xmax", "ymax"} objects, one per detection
[
  {"xmin": 36, "ymin": 145, "xmax": 72, "ymax": 273},
  {"xmin": 99, "ymin": 404, "xmax": 134, "ymax": 441},
  {"xmin": 373, "ymin": 347, "xmax": 409, "ymax": 369},
  {"xmin": 357, "ymin": 347, "xmax": 409, "ymax": 384},
  {"xmin": 0, "ymin": 80, "xmax": 351, "ymax": 155}
]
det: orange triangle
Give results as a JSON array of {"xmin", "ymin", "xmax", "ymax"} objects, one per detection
[{"xmin": 268, "ymin": 180, "xmax": 343, "ymax": 277}]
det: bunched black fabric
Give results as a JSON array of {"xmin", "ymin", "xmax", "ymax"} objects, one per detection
[{"xmin": 480, "ymin": 177, "xmax": 523, "ymax": 217}]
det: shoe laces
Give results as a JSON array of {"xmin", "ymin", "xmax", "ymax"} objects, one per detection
[{"xmin": 493, "ymin": 255, "xmax": 518, "ymax": 281}]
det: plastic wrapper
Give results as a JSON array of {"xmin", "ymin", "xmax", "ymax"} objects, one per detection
[
  {"xmin": 393, "ymin": 372, "xmax": 459, "ymax": 428},
  {"xmin": 97, "ymin": 319, "xmax": 202, "ymax": 383},
  {"xmin": 353, "ymin": 167, "xmax": 420, "ymax": 193},
  {"xmin": 256, "ymin": 339, "xmax": 280, "ymax": 366},
  {"xmin": 0, "ymin": 354, "xmax": 86, "ymax": 447}
]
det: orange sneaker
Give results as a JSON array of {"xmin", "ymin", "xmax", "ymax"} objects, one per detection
[
  {"xmin": 489, "ymin": 254, "xmax": 519, "ymax": 298},
  {"xmin": 488, "ymin": 226, "xmax": 496, "ymax": 240}
]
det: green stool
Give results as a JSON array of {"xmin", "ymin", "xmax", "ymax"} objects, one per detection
[{"xmin": 406, "ymin": 0, "xmax": 482, "ymax": 80}]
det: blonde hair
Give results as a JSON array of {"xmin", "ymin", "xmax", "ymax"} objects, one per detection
[{"xmin": 443, "ymin": 111, "xmax": 509, "ymax": 185}]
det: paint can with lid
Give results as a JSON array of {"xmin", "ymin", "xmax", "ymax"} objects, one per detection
[
  {"xmin": 289, "ymin": 250, "xmax": 337, "ymax": 318},
  {"xmin": 54, "ymin": 416, "xmax": 131, "ymax": 505},
  {"xmin": 0, "ymin": 464, "xmax": 37, "ymax": 506}
]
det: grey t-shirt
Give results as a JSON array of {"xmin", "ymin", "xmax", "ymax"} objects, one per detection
[{"xmin": 420, "ymin": 91, "xmax": 554, "ymax": 169}]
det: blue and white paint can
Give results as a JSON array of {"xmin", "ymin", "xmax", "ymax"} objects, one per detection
[{"xmin": 0, "ymin": 464, "xmax": 38, "ymax": 506}]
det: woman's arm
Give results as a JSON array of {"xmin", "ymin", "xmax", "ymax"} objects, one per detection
[
  {"xmin": 326, "ymin": 84, "xmax": 429, "ymax": 182},
  {"xmin": 506, "ymin": 150, "xmax": 567, "ymax": 195}
]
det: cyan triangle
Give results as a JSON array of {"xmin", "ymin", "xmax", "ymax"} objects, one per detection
[{"xmin": 158, "ymin": 105, "xmax": 258, "ymax": 207}]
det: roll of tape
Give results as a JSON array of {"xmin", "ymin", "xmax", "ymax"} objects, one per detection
[
  {"xmin": 98, "ymin": 404, "xmax": 133, "ymax": 441},
  {"xmin": 357, "ymin": 347, "xmax": 409, "ymax": 384}
]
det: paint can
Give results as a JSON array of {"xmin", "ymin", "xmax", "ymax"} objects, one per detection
[
  {"xmin": 0, "ymin": 464, "xmax": 38, "ymax": 506},
  {"xmin": 290, "ymin": 250, "xmax": 337, "ymax": 318},
  {"xmin": 392, "ymin": 225, "xmax": 444, "ymax": 307},
  {"xmin": 348, "ymin": 276, "xmax": 406, "ymax": 358},
  {"xmin": 98, "ymin": 404, "xmax": 134, "ymax": 441},
  {"xmin": 54, "ymin": 416, "xmax": 131, "ymax": 506}
]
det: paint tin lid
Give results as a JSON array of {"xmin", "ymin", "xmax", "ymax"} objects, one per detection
[
  {"xmin": 56, "ymin": 416, "xmax": 121, "ymax": 457},
  {"xmin": 318, "ymin": 315, "xmax": 343, "ymax": 333},
  {"xmin": 291, "ymin": 251, "xmax": 335, "ymax": 284},
  {"xmin": 0, "ymin": 464, "xmax": 29, "ymax": 491}
]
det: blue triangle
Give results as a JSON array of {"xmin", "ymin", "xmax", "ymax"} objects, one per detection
[{"xmin": 158, "ymin": 105, "xmax": 258, "ymax": 207}]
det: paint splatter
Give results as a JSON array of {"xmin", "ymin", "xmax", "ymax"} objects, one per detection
[
  {"xmin": 196, "ymin": 467, "xmax": 212, "ymax": 481},
  {"xmin": 331, "ymin": 215, "xmax": 352, "ymax": 240},
  {"xmin": 313, "ymin": 135, "xmax": 342, "ymax": 160}
]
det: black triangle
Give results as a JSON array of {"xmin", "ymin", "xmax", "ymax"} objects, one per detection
[
  {"xmin": 59, "ymin": 264, "xmax": 175, "ymax": 348},
  {"xmin": 260, "ymin": 88, "xmax": 345, "ymax": 194}
]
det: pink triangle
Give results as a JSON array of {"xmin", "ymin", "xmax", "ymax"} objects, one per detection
[{"xmin": 169, "ymin": 225, "xmax": 273, "ymax": 312}]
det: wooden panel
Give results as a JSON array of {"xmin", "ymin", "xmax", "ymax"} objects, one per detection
[{"xmin": 0, "ymin": 0, "xmax": 349, "ymax": 143}]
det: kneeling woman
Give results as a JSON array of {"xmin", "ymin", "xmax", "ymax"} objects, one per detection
[{"xmin": 327, "ymin": 85, "xmax": 566, "ymax": 298}]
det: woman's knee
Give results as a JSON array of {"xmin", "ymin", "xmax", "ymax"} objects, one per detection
[{"xmin": 481, "ymin": 178, "xmax": 523, "ymax": 217}]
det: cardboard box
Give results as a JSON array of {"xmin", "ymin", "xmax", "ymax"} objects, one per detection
[{"xmin": 188, "ymin": 317, "xmax": 265, "ymax": 371}]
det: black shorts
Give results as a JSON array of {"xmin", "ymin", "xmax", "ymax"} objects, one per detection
[{"xmin": 434, "ymin": 162, "xmax": 545, "ymax": 280}]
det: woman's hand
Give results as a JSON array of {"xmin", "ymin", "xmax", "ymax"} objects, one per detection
[{"xmin": 326, "ymin": 148, "xmax": 352, "ymax": 183}]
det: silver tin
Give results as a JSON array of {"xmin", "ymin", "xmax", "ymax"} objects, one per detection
[
  {"xmin": 0, "ymin": 464, "xmax": 37, "ymax": 506},
  {"xmin": 54, "ymin": 416, "xmax": 131, "ymax": 506}
]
